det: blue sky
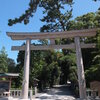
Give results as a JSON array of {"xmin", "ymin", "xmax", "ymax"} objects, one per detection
[{"xmin": 0, "ymin": 0, "xmax": 100, "ymax": 63}]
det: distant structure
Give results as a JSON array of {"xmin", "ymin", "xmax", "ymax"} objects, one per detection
[{"xmin": 0, "ymin": 73, "xmax": 19, "ymax": 96}]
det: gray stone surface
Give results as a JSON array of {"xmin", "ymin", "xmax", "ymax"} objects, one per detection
[
  {"xmin": 0, "ymin": 97, "xmax": 13, "ymax": 100},
  {"xmin": 34, "ymin": 85, "xmax": 76, "ymax": 100}
]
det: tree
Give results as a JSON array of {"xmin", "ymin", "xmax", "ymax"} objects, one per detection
[
  {"xmin": 0, "ymin": 47, "xmax": 8, "ymax": 73},
  {"xmin": 40, "ymin": 0, "xmax": 73, "ymax": 32},
  {"xmin": 0, "ymin": 47, "xmax": 16, "ymax": 73},
  {"xmin": 30, "ymin": 50, "xmax": 61, "ymax": 89},
  {"xmin": 8, "ymin": 0, "xmax": 39, "ymax": 26},
  {"xmin": 68, "ymin": 10, "xmax": 100, "ymax": 87},
  {"xmin": 8, "ymin": 58, "xmax": 16, "ymax": 73},
  {"xmin": 7, "ymin": 0, "xmax": 100, "ymax": 90},
  {"xmin": 14, "ymin": 42, "xmax": 61, "ymax": 89},
  {"xmin": 59, "ymin": 53, "xmax": 76, "ymax": 84},
  {"xmin": 8, "ymin": 0, "xmax": 73, "ymax": 26},
  {"xmin": 14, "ymin": 50, "xmax": 25, "ymax": 88},
  {"xmin": 41, "ymin": 5, "xmax": 100, "ymax": 90},
  {"xmin": 39, "ymin": 0, "xmax": 74, "ymax": 84}
]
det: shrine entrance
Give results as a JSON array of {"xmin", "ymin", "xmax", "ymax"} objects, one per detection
[{"xmin": 7, "ymin": 29, "xmax": 97, "ymax": 99}]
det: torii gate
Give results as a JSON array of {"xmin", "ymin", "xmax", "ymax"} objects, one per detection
[{"xmin": 7, "ymin": 29, "xmax": 97, "ymax": 100}]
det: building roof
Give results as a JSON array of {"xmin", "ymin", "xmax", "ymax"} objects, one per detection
[{"xmin": 0, "ymin": 73, "xmax": 19, "ymax": 78}]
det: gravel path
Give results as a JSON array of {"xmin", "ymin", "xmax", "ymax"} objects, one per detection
[{"xmin": 34, "ymin": 85, "xmax": 76, "ymax": 100}]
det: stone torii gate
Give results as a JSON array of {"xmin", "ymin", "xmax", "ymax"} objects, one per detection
[{"xmin": 7, "ymin": 29, "xmax": 97, "ymax": 100}]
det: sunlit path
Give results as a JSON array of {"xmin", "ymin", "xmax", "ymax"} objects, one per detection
[{"xmin": 34, "ymin": 85, "xmax": 76, "ymax": 100}]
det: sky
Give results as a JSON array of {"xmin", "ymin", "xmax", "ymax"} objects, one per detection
[{"xmin": 0, "ymin": 0, "xmax": 100, "ymax": 63}]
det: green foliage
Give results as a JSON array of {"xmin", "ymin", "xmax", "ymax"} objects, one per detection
[
  {"xmin": 8, "ymin": 0, "xmax": 74, "ymax": 89},
  {"xmin": 85, "ymin": 64, "xmax": 100, "ymax": 86},
  {"xmin": 8, "ymin": 58, "xmax": 16, "ymax": 73},
  {"xmin": 68, "ymin": 66, "xmax": 77, "ymax": 82},
  {"xmin": 35, "ymin": 50, "xmax": 61, "ymax": 88},
  {"xmin": 8, "ymin": 0, "xmax": 39, "ymax": 26},
  {"xmin": 14, "ymin": 51, "xmax": 25, "ymax": 88},
  {"xmin": 40, "ymin": 0, "xmax": 73, "ymax": 32},
  {"xmin": 68, "ymin": 11, "xmax": 100, "ymax": 30},
  {"xmin": 7, "ymin": 0, "xmax": 100, "ymax": 90},
  {"xmin": 0, "ymin": 47, "xmax": 8, "ymax": 73},
  {"xmin": 0, "ymin": 47, "xmax": 17, "ymax": 87},
  {"xmin": 15, "ymin": 49, "xmax": 61, "ymax": 89},
  {"xmin": 58, "ymin": 53, "xmax": 76, "ymax": 84},
  {"xmin": 38, "ymin": 0, "xmax": 77, "ymax": 87},
  {"xmin": 8, "ymin": 0, "xmax": 73, "ymax": 26},
  {"xmin": 86, "ymin": 31, "xmax": 100, "ymax": 86},
  {"xmin": 0, "ymin": 47, "xmax": 16, "ymax": 86},
  {"xmin": 71, "ymin": 10, "xmax": 100, "ymax": 86},
  {"xmin": 97, "ymin": 30, "xmax": 100, "ymax": 48}
]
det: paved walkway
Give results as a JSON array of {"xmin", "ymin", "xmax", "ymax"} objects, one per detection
[{"xmin": 34, "ymin": 85, "xmax": 76, "ymax": 100}]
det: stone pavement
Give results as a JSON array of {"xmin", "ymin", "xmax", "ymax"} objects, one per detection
[{"xmin": 33, "ymin": 85, "xmax": 76, "ymax": 100}]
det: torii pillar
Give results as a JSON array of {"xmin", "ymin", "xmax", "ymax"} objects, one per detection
[
  {"xmin": 22, "ymin": 39, "xmax": 31, "ymax": 99},
  {"xmin": 75, "ymin": 37, "xmax": 86, "ymax": 99}
]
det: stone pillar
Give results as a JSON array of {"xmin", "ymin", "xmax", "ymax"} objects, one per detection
[
  {"xmin": 22, "ymin": 39, "xmax": 31, "ymax": 99},
  {"xmin": 74, "ymin": 37, "xmax": 87, "ymax": 99}
]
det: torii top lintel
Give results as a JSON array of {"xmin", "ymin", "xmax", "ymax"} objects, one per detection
[{"xmin": 7, "ymin": 29, "xmax": 97, "ymax": 40}]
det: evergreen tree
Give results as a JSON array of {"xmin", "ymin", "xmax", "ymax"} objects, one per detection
[
  {"xmin": 0, "ymin": 47, "xmax": 16, "ymax": 73},
  {"xmin": 8, "ymin": 0, "xmax": 73, "ymax": 26},
  {"xmin": 0, "ymin": 47, "xmax": 8, "ymax": 73},
  {"xmin": 68, "ymin": 10, "xmax": 100, "ymax": 86}
]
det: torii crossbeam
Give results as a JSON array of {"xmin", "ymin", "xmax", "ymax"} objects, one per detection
[{"xmin": 7, "ymin": 29, "xmax": 97, "ymax": 100}]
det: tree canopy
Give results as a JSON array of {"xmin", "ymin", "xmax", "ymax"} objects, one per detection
[
  {"xmin": 0, "ymin": 47, "xmax": 8, "ymax": 73},
  {"xmin": 0, "ymin": 47, "xmax": 16, "ymax": 73},
  {"xmin": 8, "ymin": 0, "xmax": 73, "ymax": 26}
]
